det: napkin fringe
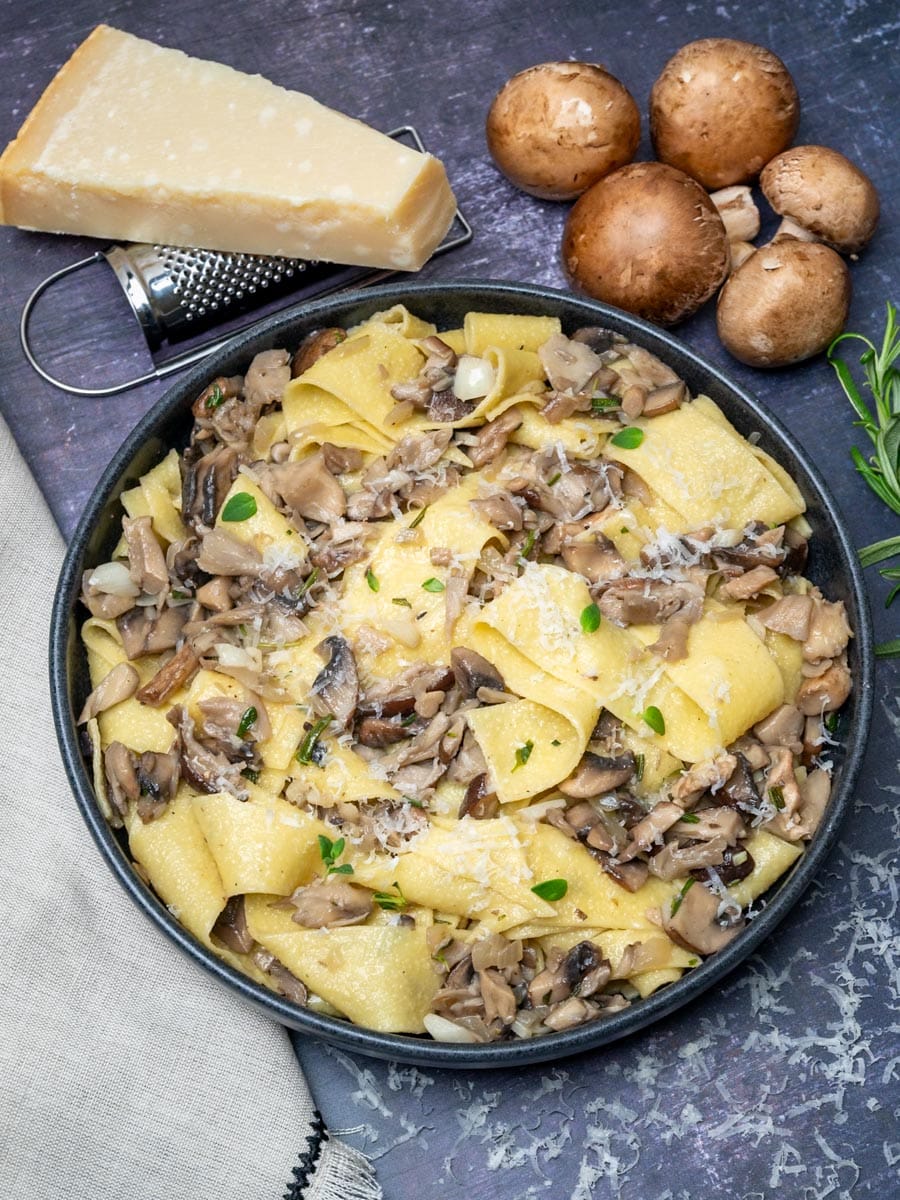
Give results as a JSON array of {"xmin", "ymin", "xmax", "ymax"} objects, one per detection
[{"xmin": 284, "ymin": 1109, "xmax": 382, "ymax": 1200}]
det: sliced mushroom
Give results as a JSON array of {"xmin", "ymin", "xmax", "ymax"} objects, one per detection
[
  {"xmin": 670, "ymin": 754, "xmax": 738, "ymax": 805},
  {"xmin": 624, "ymin": 800, "xmax": 685, "ymax": 854},
  {"xmin": 648, "ymin": 837, "xmax": 728, "ymax": 881},
  {"xmin": 134, "ymin": 749, "xmax": 181, "ymax": 822},
  {"xmin": 561, "ymin": 534, "xmax": 628, "ymax": 585},
  {"xmin": 122, "ymin": 516, "xmax": 169, "ymax": 596},
  {"xmin": 252, "ymin": 948, "xmax": 309, "ymax": 1005},
  {"xmin": 758, "ymin": 593, "xmax": 813, "ymax": 640},
  {"xmin": 292, "ymin": 327, "xmax": 347, "ymax": 376},
  {"xmin": 803, "ymin": 596, "xmax": 852, "ymax": 663},
  {"xmin": 753, "ymin": 704, "xmax": 804, "ymax": 749},
  {"xmin": 77, "ymin": 662, "xmax": 139, "ymax": 724},
  {"xmin": 103, "ymin": 741, "xmax": 141, "ymax": 821},
  {"xmin": 720, "ymin": 564, "xmax": 780, "ymax": 600},
  {"xmin": 796, "ymin": 658, "xmax": 852, "ymax": 715},
  {"xmin": 470, "ymin": 491, "xmax": 524, "ymax": 531},
  {"xmin": 267, "ymin": 453, "xmax": 346, "ymax": 523},
  {"xmin": 310, "ymin": 636, "xmax": 358, "ymax": 727},
  {"xmin": 211, "ymin": 895, "xmax": 254, "ymax": 954},
  {"xmin": 284, "ymin": 878, "xmax": 373, "ymax": 928},
  {"xmin": 467, "ymin": 406, "xmax": 524, "ymax": 468},
  {"xmin": 559, "ymin": 752, "xmax": 635, "ymax": 798},
  {"xmin": 196, "ymin": 528, "xmax": 264, "ymax": 577},
  {"xmin": 478, "ymin": 968, "xmax": 518, "ymax": 1026},
  {"xmin": 135, "ymin": 642, "xmax": 200, "ymax": 707},
  {"xmin": 451, "ymin": 647, "xmax": 505, "ymax": 698},
  {"xmin": 117, "ymin": 604, "xmax": 189, "ymax": 659},
  {"xmin": 167, "ymin": 704, "xmax": 247, "ymax": 798},
  {"xmin": 356, "ymin": 714, "xmax": 415, "ymax": 748},
  {"xmin": 597, "ymin": 577, "xmax": 704, "ymax": 627},
  {"xmin": 662, "ymin": 880, "xmax": 744, "ymax": 954},
  {"xmin": 459, "ymin": 772, "xmax": 500, "ymax": 820},
  {"xmin": 538, "ymin": 332, "xmax": 605, "ymax": 394},
  {"xmin": 181, "ymin": 443, "xmax": 243, "ymax": 532},
  {"xmin": 641, "ymin": 380, "xmax": 686, "ymax": 417},
  {"xmin": 718, "ymin": 752, "xmax": 763, "ymax": 810}
]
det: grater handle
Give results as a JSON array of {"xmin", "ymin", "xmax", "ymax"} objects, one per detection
[{"xmin": 18, "ymin": 254, "xmax": 400, "ymax": 397}]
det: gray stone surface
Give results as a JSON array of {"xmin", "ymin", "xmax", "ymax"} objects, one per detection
[{"xmin": 1, "ymin": 0, "xmax": 897, "ymax": 1196}]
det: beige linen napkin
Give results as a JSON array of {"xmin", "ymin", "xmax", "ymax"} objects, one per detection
[{"xmin": 0, "ymin": 415, "xmax": 381, "ymax": 1200}]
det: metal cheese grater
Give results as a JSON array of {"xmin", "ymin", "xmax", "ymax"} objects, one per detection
[{"xmin": 20, "ymin": 126, "xmax": 472, "ymax": 397}]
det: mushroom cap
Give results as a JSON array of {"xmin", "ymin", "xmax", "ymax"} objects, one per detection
[
  {"xmin": 760, "ymin": 144, "xmax": 880, "ymax": 254},
  {"xmin": 716, "ymin": 239, "xmax": 851, "ymax": 368},
  {"xmin": 650, "ymin": 38, "xmax": 799, "ymax": 189},
  {"xmin": 486, "ymin": 61, "xmax": 640, "ymax": 200},
  {"xmin": 562, "ymin": 161, "xmax": 729, "ymax": 326}
]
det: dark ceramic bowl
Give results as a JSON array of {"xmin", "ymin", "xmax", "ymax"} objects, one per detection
[{"xmin": 51, "ymin": 281, "xmax": 873, "ymax": 1068}]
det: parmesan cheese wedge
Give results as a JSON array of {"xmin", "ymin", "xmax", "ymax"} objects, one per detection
[{"xmin": 0, "ymin": 25, "xmax": 458, "ymax": 270}]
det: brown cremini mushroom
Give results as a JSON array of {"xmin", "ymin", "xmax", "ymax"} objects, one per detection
[
  {"xmin": 486, "ymin": 62, "xmax": 640, "ymax": 200},
  {"xmin": 650, "ymin": 38, "xmax": 799, "ymax": 188},
  {"xmin": 760, "ymin": 145, "xmax": 880, "ymax": 255},
  {"xmin": 562, "ymin": 162, "xmax": 729, "ymax": 326},
  {"xmin": 716, "ymin": 239, "xmax": 851, "ymax": 367}
]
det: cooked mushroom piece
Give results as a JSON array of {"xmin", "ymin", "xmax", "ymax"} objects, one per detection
[
  {"xmin": 561, "ymin": 534, "xmax": 627, "ymax": 585},
  {"xmin": 310, "ymin": 636, "xmax": 358, "ymax": 727},
  {"xmin": 103, "ymin": 741, "xmax": 141, "ymax": 820},
  {"xmin": 803, "ymin": 596, "xmax": 852, "ymax": 663},
  {"xmin": 122, "ymin": 516, "xmax": 169, "ymax": 596},
  {"xmin": 758, "ymin": 593, "xmax": 813, "ymax": 641},
  {"xmin": 559, "ymin": 751, "xmax": 635, "ymax": 798},
  {"xmin": 284, "ymin": 878, "xmax": 373, "ymax": 928},
  {"xmin": 135, "ymin": 642, "xmax": 200, "ymax": 707},
  {"xmin": 641, "ymin": 380, "xmax": 686, "ymax": 417},
  {"xmin": 181, "ymin": 444, "xmax": 243, "ymax": 532},
  {"xmin": 451, "ymin": 647, "xmax": 505, "ymax": 699},
  {"xmin": 134, "ymin": 750, "xmax": 181, "ymax": 822},
  {"xmin": 467, "ymin": 405, "xmax": 524, "ymax": 468},
  {"xmin": 80, "ymin": 562, "xmax": 141, "ymax": 619},
  {"xmin": 458, "ymin": 772, "xmax": 500, "ymax": 820},
  {"xmin": 718, "ymin": 752, "xmax": 763, "ymax": 810},
  {"xmin": 252, "ymin": 948, "xmax": 309, "ymax": 1005},
  {"xmin": 662, "ymin": 880, "xmax": 745, "ymax": 954},
  {"xmin": 796, "ymin": 659, "xmax": 852, "ymax": 715},
  {"xmin": 77, "ymin": 662, "xmax": 139, "ymax": 723},
  {"xmin": 211, "ymin": 895, "xmax": 254, "ymax": 954},
  {"xmin": 266, "ymin": 453, "xmax": 346, "ymax": 523},
  {"xmin": 291, "ymin": 327, "xmax": 346, "ymax": 376},
  {"xmin": 753, "ymin": 704, "xmax": 804, "ymax": 749}
]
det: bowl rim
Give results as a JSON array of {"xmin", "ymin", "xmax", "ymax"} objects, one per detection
[{"xmin": 50, "ymin": 278, "xmax": 874, "ymax": 1068}]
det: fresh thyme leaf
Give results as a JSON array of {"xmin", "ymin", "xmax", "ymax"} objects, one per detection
[
  {"xmin": 531, "ymin": 878, "xmax": 568, "ymax": 901},
  {"xmin": 366, "ymin": 567, "xmax": 380, "ymax": 592},
  {"xmin": 204, "ymin": 383, "xmax": 225, "ymax": 410},
  {"xmin": 610, "ymin": 426, "xmax": 644, "ymax": 450},
  {"xmin": 408, "ymin": 506, "xmax": 428, "ymax": 529},
  {"xmin": 642, "ymin": 705, "xmax": 665, "ymax": 735},
  {"xmin": 422, "ymin": 577, "xmax": 445, "ymax": 593},
  {"xmin": 374, "ymin": 883, "xmax": 407, "ymax": 911},
  {"xmin": 296, "ymin": 715, "xmax": 332, "ymax": 765},
  {"xmin": 547, "ymin": 471, "xmax": 561, "ymax": 486},
  {"xmin": 236, "ymin": 706, "xmax": 257, "ymax": 739},
  {"xmin": 317, "ymin": 834, "xmax": 353, "ymax": 875},
  {"xmin": 634, "ymin": 753, "xmax": 645, "ymax": 782},
  {"xmin": 296, "ymin": 567, "xmax": 319, "ymax": 597},
  {"xmin": 329, "ymin": 862, "xmax": 354, "ymax": 876},
  {"xmin": 551, "ymin": 738, "xmax": 562, "ymax": 746},
  {"xmin": 680, "ymin": 812, "xmax": 700, "ymax": 824},
  {"xmin": 512, "ymin": 739, "xmax": 534, "ymax": 771},
  {"xmin": 768, "ymin": 785, "xmax": 786, "ymax": 810},
  {"xmin": 392, "ymin": 596, "xmax": 412, "ymax": 607},
  {"xmin": 591, "ymin": 394, "xmax": 620, "ymax": 412},
  {"xmin": 580, "ymin": 602, "xmax": 601, "ymax": 633},
  {"xmin": 671, "ymin": 877, "xmax": 695, "ymax": 916},
  {"xmin": 824, "ymin": 711, "xmax": 840, "ymax": 734},
  {"xmin": 221, "ymin": 491, "xmax": 257, "ymax": 522},
  {"xmin": 241, "ymin": 767, "xmax": 260, "ymax": 783},
  {"xmin": 519, "ymin": 529, "xmax": 537, "ymax": 561}
]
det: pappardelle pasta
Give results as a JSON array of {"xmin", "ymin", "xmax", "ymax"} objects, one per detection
[{"xmin": 78, "ymin": 306, "xmax": 853, "ymax": 1042}]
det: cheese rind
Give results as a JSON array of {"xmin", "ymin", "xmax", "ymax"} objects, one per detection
[{"xmin": 0, "ymin": 25, "xmax": 457, "ymax": 269}]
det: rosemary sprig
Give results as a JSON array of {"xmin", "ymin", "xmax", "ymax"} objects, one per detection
[{"xmin": 828, "ymin": 301, "xmax": 900, "ymax": 656}]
